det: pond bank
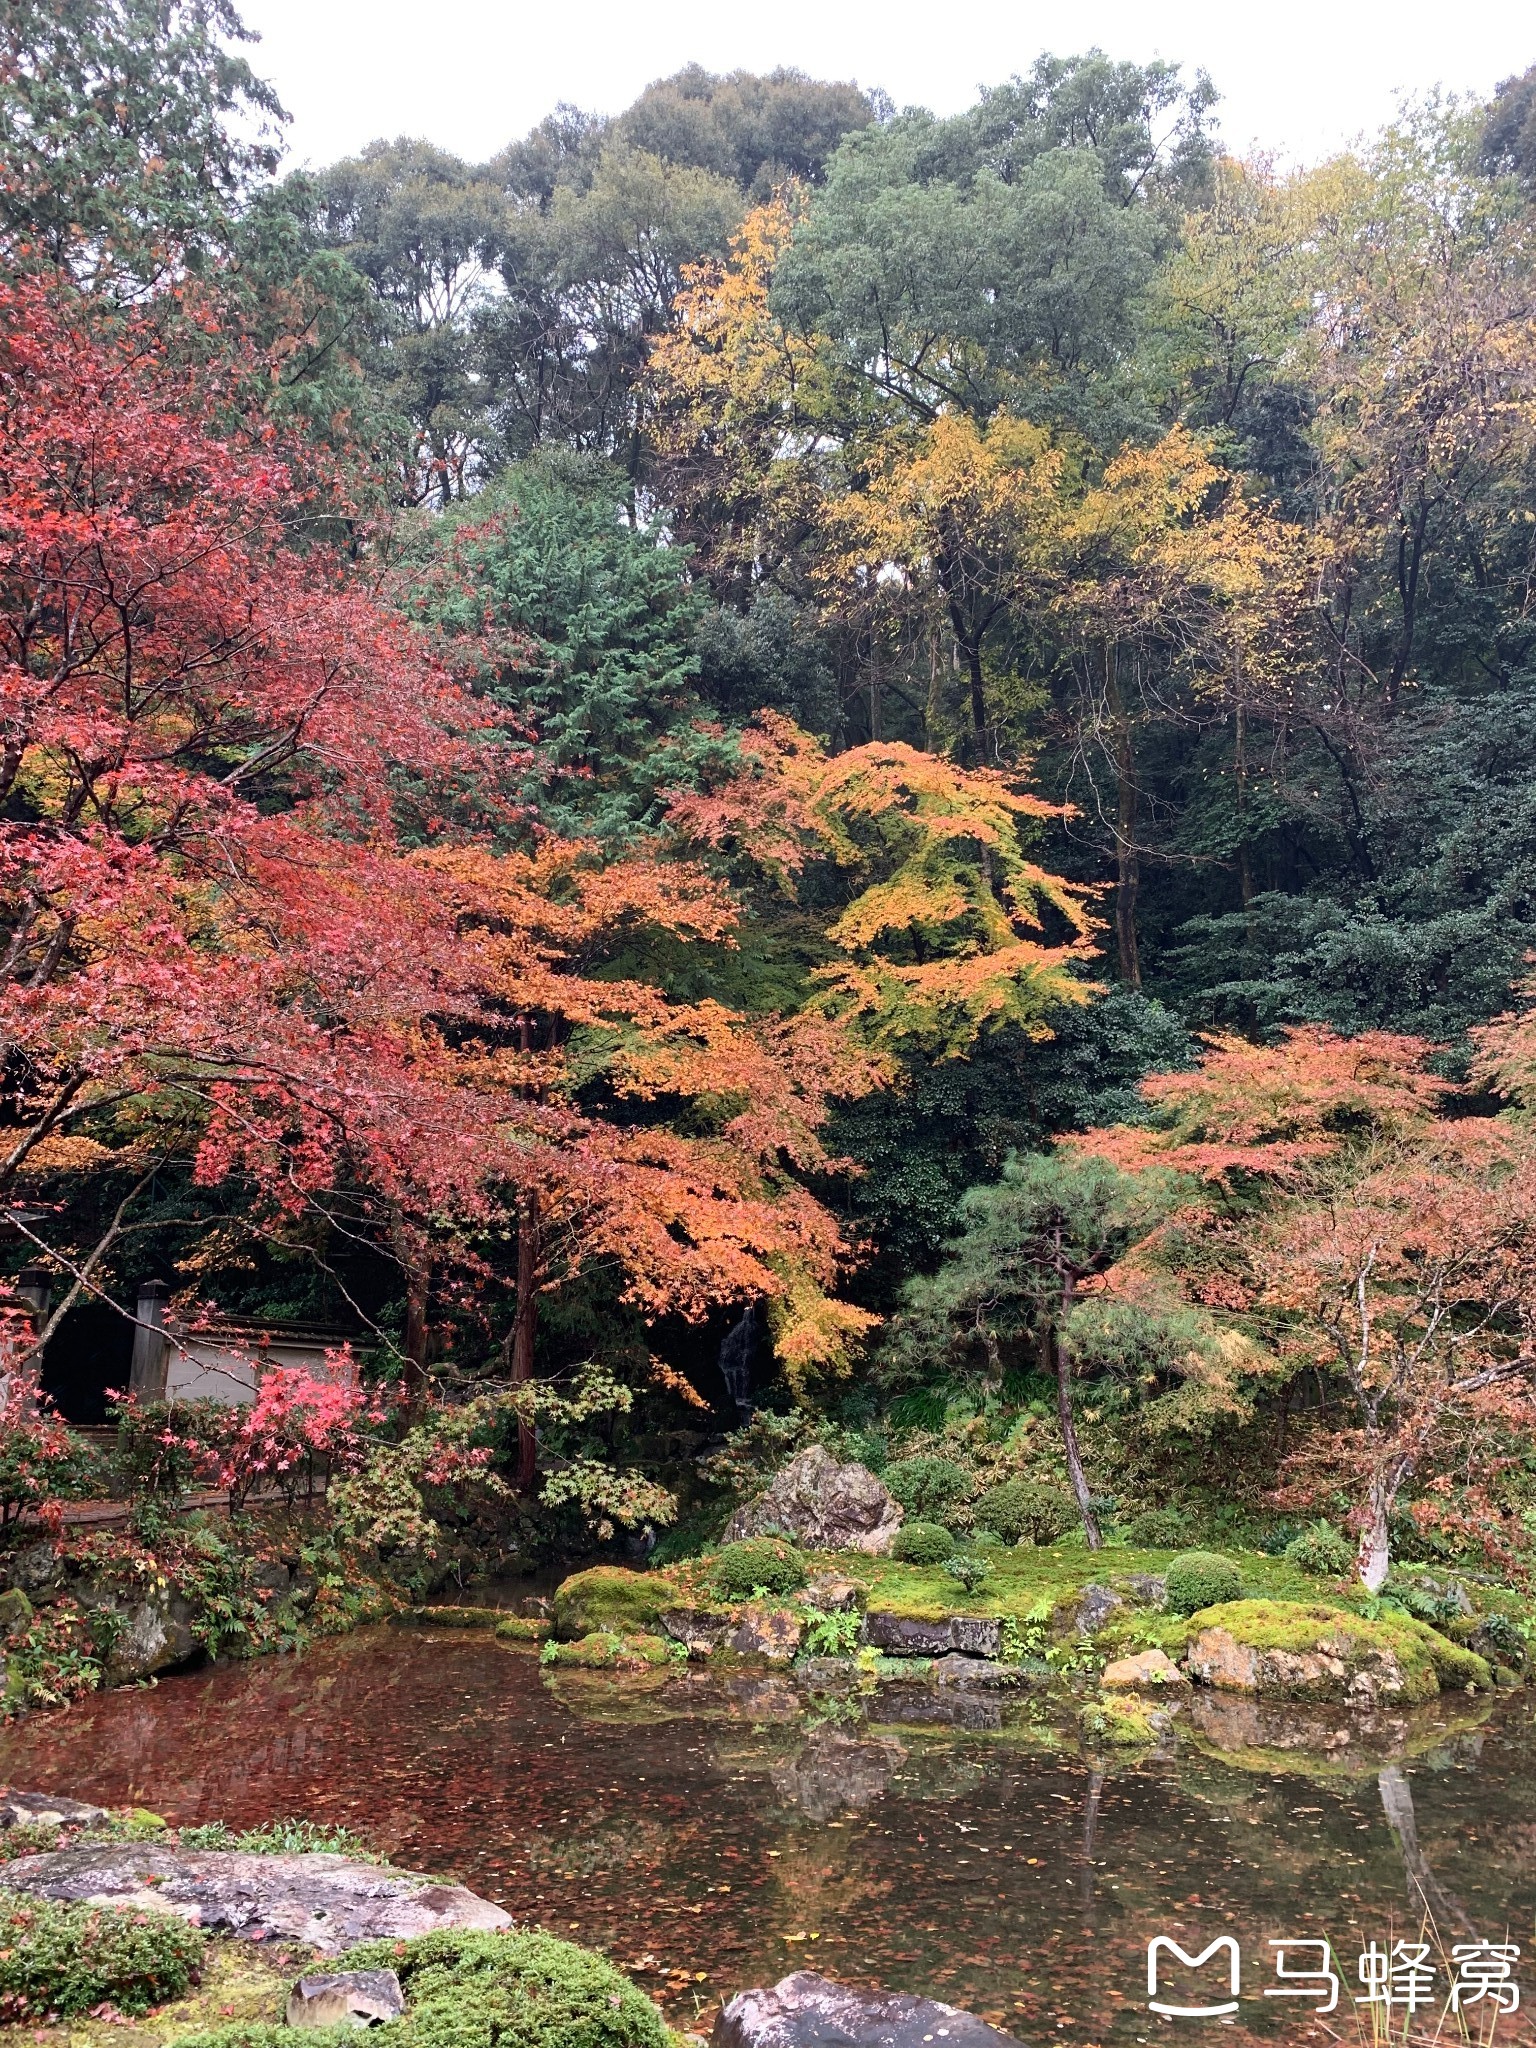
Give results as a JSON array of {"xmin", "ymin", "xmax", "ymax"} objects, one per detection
[{"xmin": 0, "ymin": 1623, "xmax": 1529, "ymax": 2037}]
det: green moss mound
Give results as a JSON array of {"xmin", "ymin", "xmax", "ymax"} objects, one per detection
[
  {"xmin": 891, "ymin": 1522, "xmax": 955, "ymax": 1565},
  {"xmin": 883, "ymin": 1456, "xmax": 972, "ymax": 1523},
  {"xmin": 710, "ymin": 1538, "xmax": 807, "ymax": 1600},
  {"xmin": 1282, "ymin": 1522, "xmax": 1354, "ymax": 1577},
  {"xmin": 1081, "ymin": 1694, "xmax": 1161, "ymax": 1747},
  {"xmin": 1188, "ymin": 1598, "xmax": 1492, "ymax": 1701},
  {"xmin": 973, "ymin": 1480, "xmax": 1076, "ymax": 1545},
  {"xmin": 551, "ymin": 1567, "xmax": 666, "ymax": 1641},
  {"xmin": 541, "ymin": 1631, "xmax": 675, "ymax": 1669},
  {"xmin": 0, "ymin": 1893, "xmax": 206, "ymax": 2018},
  {"xmin": 1165, "ymin": 1551, "xmax": 1244, "ymax": 1614},
  {"xmin": 494, "ymin": 1615, "xmax": 551, "ymax": 1643},
  {"xmin": 179, "ymin": 1928, "xmax": 669, "ymax": 2048}
]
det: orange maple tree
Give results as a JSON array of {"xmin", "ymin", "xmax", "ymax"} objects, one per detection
[{"xmin": 1077, "ymin": 1027, "xmax": 1536, "ymax": 1585}]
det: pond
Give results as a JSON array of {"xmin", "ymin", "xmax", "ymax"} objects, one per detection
[{"xmin": 1, "ymin": 1626, "xmax": 1532, "ymax": 2044}]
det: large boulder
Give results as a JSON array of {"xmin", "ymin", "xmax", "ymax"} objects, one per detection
[
  {"xmin": 1183, "ymin": 1599, "xmax": 1490, "ymax": 1706},
  {"xmin": 0, "ymin": 1844, "xmax": 510, "ymax": 1953},
  {"xmin": 724, "ymin": 1445, "xmax": 902, "ymax": 1556},
  {"xmin": 81, "ymin": 1586, "xmax": 198, "ymax": 1684},
  {"xmin": 715, "ymin": 1973, "xmax": 1022, "ymax": 2048}
]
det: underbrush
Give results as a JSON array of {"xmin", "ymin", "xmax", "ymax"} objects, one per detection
[{"xmin": 0, "ymin": 1894, "xmax": 205, "ymax": 2018}]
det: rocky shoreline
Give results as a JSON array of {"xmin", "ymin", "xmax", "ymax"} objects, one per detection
[{"xmin": 0, "ymin": 1794, "xmax": 1030, "ymax": 2048}]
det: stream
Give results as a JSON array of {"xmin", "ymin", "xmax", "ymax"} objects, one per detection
[{"xmin": 2, "ymin": 1625, "xmax": 1533, "ymax": 2042}]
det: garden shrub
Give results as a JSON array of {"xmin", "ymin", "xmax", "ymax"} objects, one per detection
[
  {"xmin": 943, "ymin": 1552, "xmax": 991, "ymax": 1594},
  {"xmin": 709, "ymin": 1539, "xmax": 807, "ymax": 1601},
  {"xmin": 973, "ymin": 1479, "xmax": 1076, "ymax": 1546},
  {"xmin": 350, "ymin": 1927, "xmax": 670, "ymax": 2048},
  {"xmin": 891, "ymin": 1521, "xmax": 955, "ymax": 1565},
  {"xmin": 0, "ymin": 1894, "xmax": 205, "ymax": 2017},
  {"xmin": 179, "ymin": 1928, "xmax": 669, "ymax": 2048},
  {"xmin": 1122, "ymin": 1507, "xmax": 1193, "ymax": 1550},
  {"xmin": 1164, "ymin": 1551, "xmax": 1244, "ymax": 1614},
  {"xmin": 882, "ymin": 1456, "xmax": 972, "ymax": 1523},
  {"xmin": 1283, "ymin": 1521, "xmax": 1354, "ymax": 1577},
  {"xmin": 551, "ymin": 1566, "xmax": 668, "ymax": 1640}
]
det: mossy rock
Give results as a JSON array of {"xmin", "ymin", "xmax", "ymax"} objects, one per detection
[
  {"xmin": 178, "ymin": 1927, "xmax": 669, "ymax": 2048},
  {"xmin": 494, "ymin": 1615, "xmax": 551, "ymax": 1643},
  {"xmin": 551, "ymin": 1566, "xmax": 667, "ymax": 1642},
  {"xmin": 1185, "ymin": 1598, "xmax": 1491, "ymax": 1705},
  {"xmin": 1080, "ymin": 1694, "xmax": 1163, "ymax": 1747},
  {"xmin": 542, "ymin": 1630, "xmax": 675, "ymax": 1670}
]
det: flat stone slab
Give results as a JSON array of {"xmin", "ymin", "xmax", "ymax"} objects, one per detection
[
  {"xmin": 864, "ymin": 1613, "xmax": 1003, "ymax": 1659},
  {"xmin": 930, "ymin": 1655, "xmax": 1023, "ymax": 1691},
  {"xmin": 0, "ymin": 1844, "xmax": 509, "ymax": 1953},
  {"xmin": 715, "ymin": 1971, "xmax": 1023, "ymax": 2048},
  {"xmin": 0, "ymin": 1789, "xmax": 109, "ymax": 1829}
]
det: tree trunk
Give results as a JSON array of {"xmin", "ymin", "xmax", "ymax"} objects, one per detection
[
  {"xmin": 965, "ymin": 637, "xmax": 987, "ymax": 747},
  {"xmin": 387, "ymin": 1209, "xmax": 432, "ymax": 1416},
  {"xmin": 1104, "ymin": 643, "xmax": 1140, "ymax": 987},
  {"xmin": 509, "ymin": 1192, "xmax": 541, "ymax": 1491},
  {"xmin": 1234, "ymin": 697, "xmax": 1254, "ymax": 914},
  {"xmin": 1052, "ymin": 1286, "xmax": 1102, "ymax": 1550},
  {"xmin": 1357, "ymin": 1453, "xmax": 1410, "ymax": 1593}
]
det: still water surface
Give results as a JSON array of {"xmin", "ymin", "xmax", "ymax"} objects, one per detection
[{"xmin": 2, "ymin": 1626, "xmax": 1532, "ymax": 2043}]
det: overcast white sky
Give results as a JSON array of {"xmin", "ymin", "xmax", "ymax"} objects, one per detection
[{"xmin": 238, "ymin": 0, "xmax": 1534, "ymax": 172}]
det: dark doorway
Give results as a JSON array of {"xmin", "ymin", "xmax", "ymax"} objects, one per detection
[{"xmin": 40, "ymin": 1298, "xmax": 133, "ymax": 1424}]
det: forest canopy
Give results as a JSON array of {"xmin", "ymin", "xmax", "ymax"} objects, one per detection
[{"xmin": 8, "ymin": 3, "xmax": 1536, "ymax": 1583}]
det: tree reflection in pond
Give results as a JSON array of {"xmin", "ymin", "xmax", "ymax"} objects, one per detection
[{"xmin": 0, "ymin": 1627, "xmax": 1529, "ymax": 2041}]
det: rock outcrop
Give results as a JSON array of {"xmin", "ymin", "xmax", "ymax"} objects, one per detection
[
  {"xmin": 724, "ymin": 1446, "xmax": 902, "ymax": 1556},
  {"xmin": 729, "ymin": 1605, "xmax": 803, "ymax": 1662},
  {"xmin": 715, "ymin": 1972, "xmax": 1023, "ymax": 2048},
  {"xmin": 0, "ymin": 1844, "xmax": 510, "ymax": 1952},
  {"xmin": 1181, "ymin": 1599, "xmax": 1489, "ymax": 1705},
  {"xmin": 864, "ymin": 1611, "xmax": 1003, "ymax": 1659}
]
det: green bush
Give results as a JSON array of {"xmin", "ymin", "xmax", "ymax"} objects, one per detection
[
  {"xmin": 882, "ymin": 1456, "xmax": 972, "ymax": 1523},
  {"xmin": 1165, "ymin": 1551, "xmax": 1244, "ymax": 1615},
  {"xmin": 970, "ymin": 1528, "xmax": 1004, "ymax": 1549},
  {"xmin": 710, "ymin": 1539, "xmax": 807, "ymax": 1601},
  {"xmin": 0, "ymin": 1894, "xmax": 206, "ymax": 2017},
  {"xmin": 973, "ymin": 1479, "xmax": 1076, "ymax": 1546},
  {"xmin": 1122, "ymin": 1507, "xmax": 1192, "ymax": 1549},
  {"xmin": 1283, "ymin": 1521, "xmax": 1354, "ymax": 1578},
  {"xmin": 179, "ymin": 1929, "xmax": 670, "ymax": 2048},
  {"xmin": 891, "ymin": 1521, "xmax": 955, "ymax": 1565},
  {"xmin": 350, "ymin": 1927, "xmax": 669, "ymax": 2048}
]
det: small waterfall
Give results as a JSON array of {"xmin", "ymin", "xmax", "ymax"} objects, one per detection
[{"xmin": 718, "ymin": 1304, "xmax": 758, "ymax": 1422}]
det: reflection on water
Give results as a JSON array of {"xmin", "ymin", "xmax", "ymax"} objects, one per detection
[{"xmin": 0, "ymin": 1626, "xmax": 1532, "ymax": 2041}]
